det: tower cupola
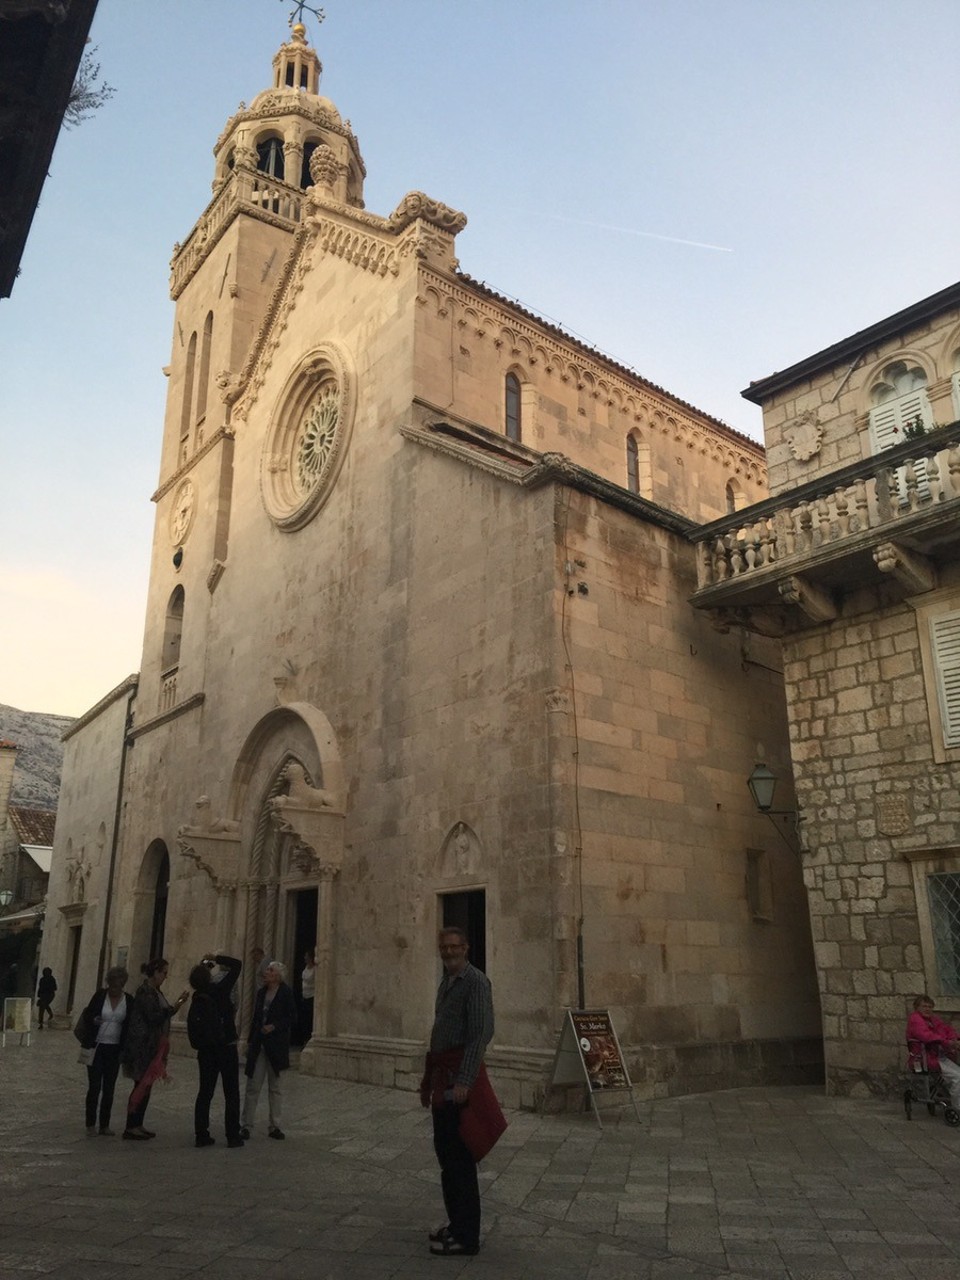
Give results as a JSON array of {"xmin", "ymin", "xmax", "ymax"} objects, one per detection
[{"xmin": 273, "ymin": 23, "xmax": 321, "ymax": 94}]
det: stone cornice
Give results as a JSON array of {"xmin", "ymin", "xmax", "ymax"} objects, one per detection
[
  {"xmin": 401, "ymin": 410, "xmax": 699, "ymax": 536},
  {"xmin": 434, "ymin": 269, "xmax": 765, "ymax": 477},
  {"xmin": 152, "ymin": 425, "xmax": 234, "ymax": 503},
  {"xmin": 62, "ymin": 675, "xmax": 138, "ymax": 743},
  {"xmin": 129, "ymin": 693, "xmax": 204, "ymax": 742}
]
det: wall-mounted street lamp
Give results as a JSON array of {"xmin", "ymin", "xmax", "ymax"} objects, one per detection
[
  {"xmin": 747, "ymin": 763, "xmax": 802, "ymax": 854},
  {"xmin": 0, "ymin": 889, "xmax": 13, "ymax": 908}
]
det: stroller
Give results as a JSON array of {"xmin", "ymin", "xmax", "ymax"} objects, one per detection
[{"xmin": 903, "ymin": 1044, "xmax": 960, "ymax": 1126}]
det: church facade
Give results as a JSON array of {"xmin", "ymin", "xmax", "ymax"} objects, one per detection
[{"xmin": 42, "ymin": 26, "xmax": 821, "ymax": 1104}]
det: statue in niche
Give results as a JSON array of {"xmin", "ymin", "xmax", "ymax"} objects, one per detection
[{"xmin": 442, "ymin": 821, "xmax": 480, "ymax": 878}]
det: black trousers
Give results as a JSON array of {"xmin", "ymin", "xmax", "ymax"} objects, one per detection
[
  {"xmin": 85, "ymin": 1043, "xmax": 121, "ymax": 1129},
  {"xmin": 194, "ymin": 1043, "xmax": 241, "ymax": 1140},
  {"xmin": 432, "ymin": 1103, "xmax": 480, "ymax": 1250}
]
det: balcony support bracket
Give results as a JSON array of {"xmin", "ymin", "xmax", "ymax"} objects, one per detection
[
  {"xmin": 873, "ymin": 541, "xmax": 936, "ymax": 594},
  {"xmin": 778, "ymin": 574, "xmax": 836, "ymax": 624}
]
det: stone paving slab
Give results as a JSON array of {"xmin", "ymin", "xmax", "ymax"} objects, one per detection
[{"xmin": 3, "ymin": 1029, "xmax": 960, "ymax": 1277}]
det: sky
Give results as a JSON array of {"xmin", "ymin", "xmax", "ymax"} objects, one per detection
[{"xmin": 2, "ymin": 0, "xmax": 959, "ymax": 719}]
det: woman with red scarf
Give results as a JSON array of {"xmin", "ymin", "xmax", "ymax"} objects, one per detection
[{"xmin": 120, "ymin": 958, "xmax": 189, "ymax": 1140}]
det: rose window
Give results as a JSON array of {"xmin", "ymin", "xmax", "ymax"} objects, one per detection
[
  {"xmin": 260, "ymin": 342, "xmax": 355, "ymax": 531},
  {"xmin": 296, "ymin": 391, "xmax": 339, "ymax": 493}
]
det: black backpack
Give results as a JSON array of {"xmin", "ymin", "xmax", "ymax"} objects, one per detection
[{"xmin": 187, "ymin": 991, "xmax": 224, "ymax": 1051}]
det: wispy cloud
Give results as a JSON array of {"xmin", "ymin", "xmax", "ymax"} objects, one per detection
[{"xmin": 542, "ymin": 211, "xmax": 733, "ymax": 253}]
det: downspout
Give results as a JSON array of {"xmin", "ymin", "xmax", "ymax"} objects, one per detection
[{"xmin": 96, "ymin": 684, "xmax": 137, "ymax": 984}]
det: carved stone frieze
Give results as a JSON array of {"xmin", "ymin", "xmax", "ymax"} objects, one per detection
[{"xmin": 178, "ymin": 795, "xmax": 241, "ymax": 887}]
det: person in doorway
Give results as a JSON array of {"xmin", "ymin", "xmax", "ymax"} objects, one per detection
[
  {"xmin": 79, "ymin": 966, "xmax": 133, "ymax": 1134},
  {"xmin": 187, "ymin": 953, "xmax": 244, "ymax": 1149},
  {"xmin": 419, "ymin": 926, "xmax": 494, "ymax": 1258},
  {"xmin": 251, "ymin": 946, "xmax": 269, "ymax": 988},
  {"xmin": 36, "ymin": 967, "xmax": 57, "ymax": 1027},
  {"xmin": 241, "ymin": 960, "xmax": 295, "ymax": 1140},
  {"xmin": 298, "ymin": 948, "xmax": 316, "ymax": 1045},
  {"xmin": 907, "ymin": 994, "xmax": 960, "ymax": 1110},
  {"xmin": 120, "ymin": 958, "xmax": 189, "ymax": 1140}
]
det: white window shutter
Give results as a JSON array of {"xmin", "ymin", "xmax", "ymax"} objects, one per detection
[
  {"xmin": 868, "ymin": 401, "xmax": 899, "ymax": 453},
  {"xmin": 932, "ymin": 611, "xmax": 960, "ymax": 750}
]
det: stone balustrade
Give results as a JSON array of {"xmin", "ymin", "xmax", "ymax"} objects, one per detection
[
  {"xmin": 170, "ymin": 167, "xmax": 303, "ymax": 296},
  {"xmin": 693, "ymin": 422, "xmax": 960, "ymax": 593}
]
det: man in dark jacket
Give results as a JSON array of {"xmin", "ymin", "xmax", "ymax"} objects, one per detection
[
  {"xmin": 188, "ymin": 952, "xmax": 243, "ymax": 1148},
  {"xmin": 420, "ymin": 927, "xmax": 494, "ymax": 1257}
]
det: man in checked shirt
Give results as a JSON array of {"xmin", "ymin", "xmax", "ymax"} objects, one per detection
[{"xmin": 420, "ymin": 926, "xmax": 494, "ymax": 1257}]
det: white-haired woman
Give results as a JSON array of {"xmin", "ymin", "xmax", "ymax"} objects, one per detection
[{"xmin": 241, "ymin": 960, "xmax": 295, "ymax": 1140}]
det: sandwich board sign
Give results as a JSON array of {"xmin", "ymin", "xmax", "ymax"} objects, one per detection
[
  {"xmin": 545, "ymin": 1008, "xmax": 641, "ymax": 1128},
  {"xmin": 2, "ymin": 997, "xmax": 32, "ymax": 1047}
]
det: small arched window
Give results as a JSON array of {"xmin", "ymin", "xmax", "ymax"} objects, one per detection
[
  {"xmin": 180, "ymin": 332, "xmax": 197, "ymax": 442},
  {"xmin": 162, "ymin": 586, "xmax": 184, "ymax": 673},
  {"xmin": 257, "ymin": 136, "xmax": 285, "ymax": 182},
  {"xmin": 626, "ymin": 435, "xmax": 639, "ymax": 493},
  {"xmin": 505, "ymin": 372, "xmax": 521, "ymax": 442},
  {"xmin": 196, "ymin": 312, "xmax": 213, "ymax": 429},
  {"xmin": 725, "ymin": 479, "xmax": 746, "ymax": 513},
  {"xmin": 868, "ymin": 360, "xmax": 931, "ymax": 451}
]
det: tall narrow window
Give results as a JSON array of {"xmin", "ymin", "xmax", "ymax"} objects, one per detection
[
  {"xmin": 196, "ymin": 312, "xmax": 213, "ymax": 429},
  {"xmin": 257, "ymin": 136, "xmax": 285, "ymax": 182},
  {"xmin": 505, "ymin": 372, "xmax": 521, "ymax": 443},
  {"xmin": 726, "ymin": 479, "xmax": 746, "ymax": 513},
  {"xmin": 180, "ymin": 332, "xmax": 196, "ymax": 441},
  {"xmin": 626, "ymin": 435, "xmax": 639, "ymax": 493}
]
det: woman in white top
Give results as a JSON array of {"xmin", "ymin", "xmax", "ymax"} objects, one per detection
[{"xmin": 78, "ymin": 966, "xmax": 133, "ymax": 1135}]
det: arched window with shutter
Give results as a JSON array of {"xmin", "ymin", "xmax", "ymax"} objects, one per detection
[{"xmin": 505, "ymin": 372, "xmax": 521, "ymax": 442}]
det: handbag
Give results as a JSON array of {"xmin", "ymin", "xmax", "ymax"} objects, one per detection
[
  {"xmin": 77, "ymin": 1046, "xmax": 95, "ymax": 1066},
  {"xmin": 73, "ymin": 1005, "xmax": 94, "ymax": 1044}
]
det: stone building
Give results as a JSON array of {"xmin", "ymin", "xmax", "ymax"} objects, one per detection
[
  {"xmin": 692, "ymin": 281, "xmax": 960, "ymax": 1095},
  {"xmin": 41, "ymin": 25, "xmax": 821, "ymax": 1103}
]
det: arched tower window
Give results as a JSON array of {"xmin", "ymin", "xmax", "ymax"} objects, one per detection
[
  {"xmin": 505, "ymin": 372, "xmax": 521, "ymax": 443},
  {"xmin": 162, "ymin": 586, "xmax": 184, "ymax": 672},
  {"xmin": 180, "ymin": 332, "xmax": 197, "ymax": 443},
  {"xmin": 196, "ymin": 311, "xmax": 213, "ymax": 432},
  {"xmin": 951, "ymin": 349, "xmax": 960, "ymax": 418},
  {"xmin": 257, "ymin": 136, "xmax": 285, "ymax": 182}
]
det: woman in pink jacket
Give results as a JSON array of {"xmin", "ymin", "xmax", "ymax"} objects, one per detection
[{"xmin": 906, "ymin": 994, "xmax": 960, "ymax": 1110}]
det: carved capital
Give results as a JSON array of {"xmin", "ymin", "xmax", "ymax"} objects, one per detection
[{"xmin": 387, "ymin": 191, "xmax": 468, "ymax": 236}]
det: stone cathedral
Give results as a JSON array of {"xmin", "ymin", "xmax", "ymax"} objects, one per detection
[{"xmin": 43, "ymin": 25, "xmax": 821, "ymax": 1103}]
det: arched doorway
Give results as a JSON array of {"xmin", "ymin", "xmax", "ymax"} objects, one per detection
[{"xmin": 130, "ymin": 840, "xmax": 171, "ymax": 972}]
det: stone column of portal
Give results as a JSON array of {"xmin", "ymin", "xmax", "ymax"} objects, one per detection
[
  {"xmin": 238, "ymin": 881, "xmax": 262, "ymax": 1042},
  {"xmin": 312, "ymin": 865, "xmax": 339, "ymax": 1038}
]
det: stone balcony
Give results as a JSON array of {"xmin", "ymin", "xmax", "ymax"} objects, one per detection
[{"xmin": 690, "ymin": 421, "xmax": 960, "ymax": 635}]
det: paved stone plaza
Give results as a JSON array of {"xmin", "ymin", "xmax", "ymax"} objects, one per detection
[{"xmin": 2, "ymin": 1028, "xmax": 960, "ymax": 1278}]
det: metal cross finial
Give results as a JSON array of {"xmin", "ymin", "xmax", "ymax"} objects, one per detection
[{"xmin": 283, "ymin": 1, "xmax": 326, "ymax": 27}]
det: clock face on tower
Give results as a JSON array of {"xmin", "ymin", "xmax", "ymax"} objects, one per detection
[
  {"xmin": 169, "ymin": 478, "xmax": 196, "ymax": 545},
  {"xmin": 261, "ymin": 342, "xmax": 356, "ymax": 531}
]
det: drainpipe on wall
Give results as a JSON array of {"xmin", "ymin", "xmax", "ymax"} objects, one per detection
[{"xmin": 96, "ymin": 684, "xmax": 137, "ymax": 985}]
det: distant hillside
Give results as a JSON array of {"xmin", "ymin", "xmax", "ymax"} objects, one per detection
[{"xmin": 0, "ymin": 704, "xmax": 75, "ymax": 810}]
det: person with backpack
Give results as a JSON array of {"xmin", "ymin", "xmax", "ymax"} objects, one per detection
[{"xmin": 187, "ymin": 953, "xmax": 243, "ymax": 1149}]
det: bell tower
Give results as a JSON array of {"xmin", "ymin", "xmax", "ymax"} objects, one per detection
[{"xmin": 141, "ymin": 23, "xmax": 366, "ymax": 718}]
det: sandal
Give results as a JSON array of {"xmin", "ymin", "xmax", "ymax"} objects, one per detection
[{"xmin": 429, "ymin": 1238, "xmax": 479, "ymax": 1257}]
